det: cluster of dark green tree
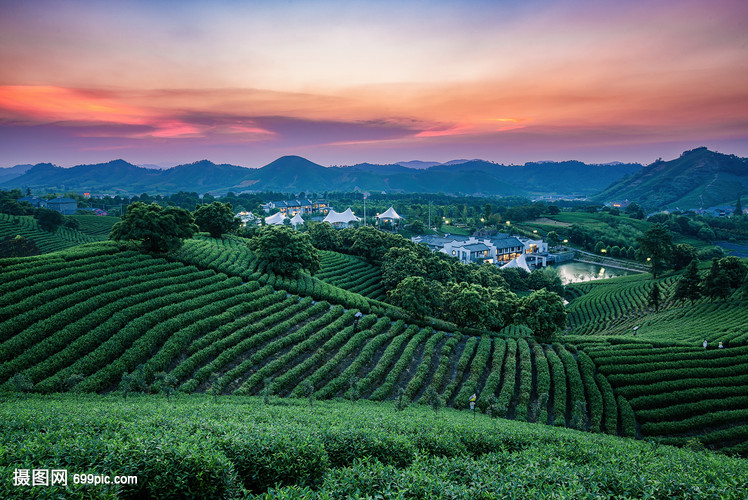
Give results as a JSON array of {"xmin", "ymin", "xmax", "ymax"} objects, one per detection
[
  {"xmin": 567, "ymin": 221, "xmax": 643, "ymax": 257},
  {"xmin": 329, "ymin": 194, "xmax": 560, "ymax": 234},
  {"xmin": 637, "ymin": 223, "xmax": 727, "ymax": 279},
  {"xmin": 0, "ymin": 235, "xmax": 40, "ymax": 258},
  {"xmin": 669, "ymin": 257, "xmax": 748, "ymax": 305},
  {"xmin": 306, "ymin": 223, "xmax": 566, "ymax": 336},
  {"xmin": 389, "ymin": 277, "xmax": 565, "ymax": 338},
  {"xmin": 647, "ymin": 207, "xmax": 747, "ymax": 242},
  {"xmin": 109, "ymin": 201, "xmax": 244, "ymax": 253},
  {"xmin": 109, "ymin": 201, "xmax": 320, "ymax": 278}
]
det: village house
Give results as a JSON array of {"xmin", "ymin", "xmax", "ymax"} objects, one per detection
[
  {"xmin": 262, "ymin": 199, "xmax": 329, "ymax": 216},
  {"xmin": 412, "ymin": 233, "xmax": 549, "ymax": 271}
]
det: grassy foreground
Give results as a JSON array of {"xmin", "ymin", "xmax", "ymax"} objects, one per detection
[{"xmin": 1, "ymin": 395, "xmax": 747, "ymax": 499}]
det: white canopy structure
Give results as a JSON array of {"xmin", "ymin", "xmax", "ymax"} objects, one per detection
[
  {"xmin": 500, "ymin": 253, "xmax": 531, "ymax": 272},
  {"xmin": 376, "ymin": 206, "xmax": 403, "ymax": 231},
  {"xmin": 290, "ymin": 212, "xmax": 305, "ymax": 229},
  {"xmin": 376, "ymin": 206, "xmax": 401, "ymax": 221},
  {"xmin": 265, "ymin": 212, "xmax": 288, "ymax": 225},
  {"xmin": 323, "ymin": 208, "xmax": 360, "ymax": 228}
]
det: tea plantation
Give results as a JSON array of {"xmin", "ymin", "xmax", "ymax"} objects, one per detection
[
  {"xmin": 1, "ymin": 395, "xmax": 746, "ymax": 499},
  {"xmin": 2, "ymin": 236, "xmax": 748, "ymax": 497}
]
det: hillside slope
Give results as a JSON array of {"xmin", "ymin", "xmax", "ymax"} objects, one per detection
[
  {"xmin": 593, "ymin": 147, "xmax": 748, "ymax": 210},
  {"xmin": 0, "ymin": 213, "xmax": 96, "ymax": 253},
  {"xmin": 2, "ymin": 239, "xmax": 748, "ymax": 452}
]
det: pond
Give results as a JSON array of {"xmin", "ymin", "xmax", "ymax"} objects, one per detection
[
  {"xmin": 716, "ymin": 241, "xmax": 748, "ymax": 258},
  {"xmin": 553, "ymin": 261, "xmax": 639, "ymax": 284}
]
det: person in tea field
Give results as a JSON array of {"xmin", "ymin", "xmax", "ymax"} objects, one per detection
[
  {"xmin": 718, "ymin": 341, "xmax": 724, "ymax": 348},
  {"xmin": 703, "ymin": 340, "xmax": 708, "ymax": 349}
]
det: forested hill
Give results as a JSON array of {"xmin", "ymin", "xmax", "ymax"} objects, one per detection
[
  {"xmin": 0, "ymin": 155, "xmax": 642, "ymax": 196},
  {"xmin": 593, "ymin": 147, "xmax": 748, "ymax": 210}
]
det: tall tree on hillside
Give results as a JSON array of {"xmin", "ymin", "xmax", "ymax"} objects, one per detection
[
  {"xmin": 388, "ymin": 276, "xmax": 443, "ymax": 320},
  {"xmin": 546, "ymin": 231, "xmax": 560, "ymax": 248},
  {"xmin": 672, "ymin": 259, "xmax": 702, "ymax": 304},
  {"xmin": 702, "ymin": 258, "xmax": 731, "ymax": 301},
  {"xmin": 247, "ymin": 224, "xmax": 320, "ymax": 277},
  {"xmin": 734, "ymin": 194, "xmax": 743, "ymax": 218},
  {"xmin": 648, "ymin": 282, "xmax": 662, "ymax": 312},
  {"xmin": 0, "ymin": 235, "xmax": 40, "ymax": 258},
  {"xmin": 36, "ymin": 207, "xmax": 64, "ymax": 232},
  {"xmin": 637, "ymin": 223, "xmax": 674, "ymax": 279},
  {"xmin": 381, "ymin": 247, "xmax": 426, "ymax": 290},
  {"xmin": 109, "ymin": 202, "xmax": 197, "ymax": 253},
  {"xmin": 194, "ymin": 201, "xmax": 240, "ymax": 238},
  {"xmin": 717, "ymin": 256, "xmax": 748, "ymax": 289},
  {"xmin": 514, "ymin": 289, "xmax": 566, "ymax": 340}
]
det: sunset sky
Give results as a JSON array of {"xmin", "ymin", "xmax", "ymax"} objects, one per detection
[{"xmin": 1, "ymin": 0, "xmax": 747, "ymax": 168}]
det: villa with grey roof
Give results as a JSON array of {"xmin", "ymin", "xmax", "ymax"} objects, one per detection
[{"xmin": 412, "ymin": 233, "xmax": 549, "ymax": 271}]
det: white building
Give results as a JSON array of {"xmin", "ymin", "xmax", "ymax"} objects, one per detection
[
  {"xmin": 322, "ymin": 208, "xmax": 360, "ymax": 228},
  {"xmin": 413, "ymin": 233, "xmax": 548, "ymax": 269}
]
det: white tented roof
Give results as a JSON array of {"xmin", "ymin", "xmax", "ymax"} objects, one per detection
[
  {"xmin": 376, "ymin": 206, "xmax": 402, "ymax": 220},
  {"xmin": 500, "ymin": 253, "xmax": 531, "ymax": 272},
  {"xmin": 323, "ymin": 208, "xmax": 360, "ymax": 224},
  {"xmin": 265, "ymin": 212, "xmax": 288, "ymax": 225},
  {"xmin": 290, "ymin": 212, "xmax": 305, "ymax": 226}
]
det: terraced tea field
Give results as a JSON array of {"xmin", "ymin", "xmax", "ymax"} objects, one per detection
[
  {"xmin": 4, "ymin": 396, "xmax": 746, "ymax": 499},
  {"xmin": 1, "ymin": 239, "xmax": 747, "ymax": 455},
  {"xmin": 565, "ymin": 271, "xmax": 748, "ymax": 345},
  {"xmin": 0, "ymin": 213, "xmax": 96, "ymax": 253}
]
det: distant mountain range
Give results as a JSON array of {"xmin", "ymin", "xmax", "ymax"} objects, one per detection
[
  {"xmin": 593, "ymin": 147, "xmax": 748, "ymax": 210},
  {"xmin": 0, "ymin": 156, "xmax": 644, "ymax": 198}
]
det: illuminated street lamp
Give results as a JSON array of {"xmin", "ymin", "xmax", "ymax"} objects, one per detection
[
  {"xmin": 506, "ymin": 221, "xmax": 511, "ymax": 225},
  {"xmin": 647, "ymin": 257, "xmax": 651, "ymax": 262},
  {"xmin": 533, "ymin": 230, "xmax": 538, "ymax": 234},
  {"xmin": 601, "ymin": 249, "xmax": 607, "ymax": 253},
  {"xmin": 563, "ymin": 239, "xmax": 568, "ymax": 243}
]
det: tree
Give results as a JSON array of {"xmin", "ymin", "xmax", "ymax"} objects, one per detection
[
  {"xmin": 671, "ymin": 243, "xmax": 698, "ymax": 271},
  {"xmin": 9, "ymin": 373, "xmax": 33, "ymax": 397},
  {"xmin": 247, "ymin": 225, "xmax": 320, "ymax": 277},
  {"xmin": 194, "ymin": 201, "xmax": 240, "ymax": 238},
  {"xmin": 637, "ymin": 223, "xmax": 674, "ymax": 279},
  {"xmin": 307, "ymin": 221, "xmax": 339, "ymax": 251},
  {"xmin": 442, "ymin": 282, "xmax": 517, "ymax": 330},
  {"xmin": 697, "ymin": 226, "xmax": 716, "ymax": 243},
  {"xmin": 63, "ymin": 216, "xmax": 80, "ymax": 230},
  {"xmin": 702, "ymin": 259, "xmax": 730, "ymax": 301},
  {"xmin": 514, "ymin": 289, "xmax": 567, "ymax": 339},
  {"xmin": 409, "ymin": 219, "xmax": 426, "ymax": 234},
  {"xmin": 350, "ymin": 226, "xmax": 393, "ymax": 263},
  {"xmin": 154, "ymin": 372, "xmax": 178, "ymax": 402},
  {"xmin": 546, "ymin": 231, "xmax": 560, "ymax": 248},
  {"xmin": 300, "ymin": 380, "xmax": 315, "ymax": 408},
  {"xmin": 110, "ymin": 202, "xmax": 197, "ymax": 253},
  {"xmin": 381, "ymin": 247, "xmax": 426, "ymax": 290},
  {"xmin": 0, "ymin": 235, "xmax": 40, "ymax": 258},
  {"xmin": 717, "ymin": 256, "xmax": 747, "ymax": 289},
  {"xmin": 672, "ymin": 259, "xmax": 702, "ymax": 304},
  {"xmin": 36, "ymin": 208, "xmax": 64, "ymax": 232},
  {"xmin": 425, "ymin": 386, "xmax": 443, "ymax": 414},
  {"xmin": 648, "ymin": 282, "xmax": 662, "ymax": 312},
  {"xmin": 388, "ymin": 276, "xmax": 443, "ymax": 320},
  {"xmin": 734, "ymin": 194, "xmax": 743, "ymax": 218}
]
